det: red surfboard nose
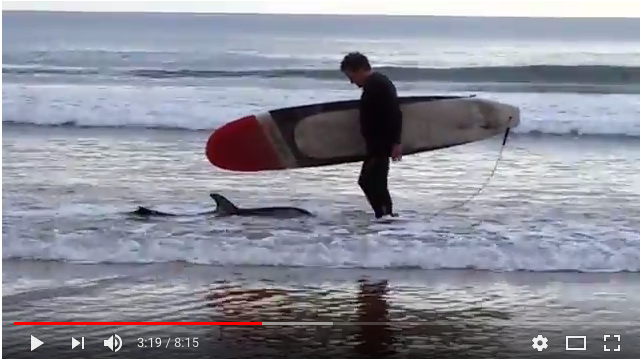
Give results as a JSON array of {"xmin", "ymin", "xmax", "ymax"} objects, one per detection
[{"xmin": 206, "ymin": 115, "xmax": 285, "ymax": 172}]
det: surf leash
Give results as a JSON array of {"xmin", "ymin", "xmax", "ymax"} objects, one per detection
[{"xmin": 426, "ymin": 121, "xmax": 513, "ymax": 222}]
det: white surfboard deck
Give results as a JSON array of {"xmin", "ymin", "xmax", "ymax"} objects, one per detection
[
  {"xmin": 207, "ymin": 95, "xmax": 521, "ymax": 172},
  {"xmin": 290, "ymin": 97, "xmax": 520, "ymax": 160}
]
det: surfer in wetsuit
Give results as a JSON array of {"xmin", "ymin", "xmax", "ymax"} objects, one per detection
[{"xmin": 340, "ymin": 52, "xmax": 403, "ymax": 219}]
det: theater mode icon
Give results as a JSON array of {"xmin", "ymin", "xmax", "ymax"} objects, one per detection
[{"xmin": 565, "ymin": 336, "xmax": 587, "ymax": 351}]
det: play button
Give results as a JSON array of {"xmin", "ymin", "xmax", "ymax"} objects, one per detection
[{"xmin": 31, "ymin": 335, "xmax": 44, "ymax": 351}]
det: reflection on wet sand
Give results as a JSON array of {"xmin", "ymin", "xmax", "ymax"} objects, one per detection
[{"xmin": 205, "ymin": 278, "xmax": 512, "ymax": 358}]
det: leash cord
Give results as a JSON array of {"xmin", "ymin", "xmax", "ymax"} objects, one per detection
[{"xmin": 426, "ymin": 125, "xmax": 512, "ymax": 221}]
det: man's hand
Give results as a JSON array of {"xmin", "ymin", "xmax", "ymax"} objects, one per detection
[{"xmin": 391, "ymin": 143, "xmax": 402, "ymax": 162}]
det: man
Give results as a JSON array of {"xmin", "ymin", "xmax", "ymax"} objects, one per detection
[{"xmin": 340, "ymin": 52, "xmax": 403, "ymax": 219}]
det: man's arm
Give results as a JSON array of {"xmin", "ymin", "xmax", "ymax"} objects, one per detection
[
  {"xmin": 362, "ymin": 76, "xmax": 403, "ymax": 154},
  {"xmin": 381, "ymin": 81, "xmax": 402, "ymax": 146},
  {"xmin": 388, "ymin": 96, "xmax": 402, "ymax": 145}
]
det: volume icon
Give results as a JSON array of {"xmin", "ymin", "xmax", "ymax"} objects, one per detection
[{"xmin": 103, "ymin": 334, "xmax": 123, "ymax": 352}]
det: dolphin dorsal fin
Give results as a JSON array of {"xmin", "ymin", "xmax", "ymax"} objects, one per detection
[{"xmin": 210, "ymin": 193, "xmax": 239, "ymax": 214}]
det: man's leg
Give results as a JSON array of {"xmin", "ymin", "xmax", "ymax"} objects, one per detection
[
  {"xmin": 375, "ymin": 156, "xmax": 393, "ymax": 215},
  {"xmin": 375, "ymin": 156, "xmax": 394, "ymax": 216},
  {"xmin": 358, "ymin": 157, "xmax": 385, "ymax": 218}
]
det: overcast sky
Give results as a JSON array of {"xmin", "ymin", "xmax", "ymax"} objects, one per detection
[{"xmin": 4, "ymin": 0, "xmax": 640, "ymax": 17}]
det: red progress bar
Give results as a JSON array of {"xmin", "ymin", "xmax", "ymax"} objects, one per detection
[{"xmin": 14, "ymin": 322, "xmax": 263, "ymax": 326}]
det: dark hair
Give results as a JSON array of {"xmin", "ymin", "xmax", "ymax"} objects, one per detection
[{"xmin": 340, "ymin": 52, "xmax": 371, "ymax": 72}]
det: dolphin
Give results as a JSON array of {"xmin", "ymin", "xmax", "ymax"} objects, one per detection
[{"xmin": 128, "ymin": 193, "xmax": 313, "ymax": 218}]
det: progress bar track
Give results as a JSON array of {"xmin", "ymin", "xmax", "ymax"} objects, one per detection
[{"xmin": 14, "ymin": 321, "xmax": 638, "ymax": 326}]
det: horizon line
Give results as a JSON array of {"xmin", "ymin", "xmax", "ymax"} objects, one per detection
[{"xmin": 3, "ymin": 9, "xmax": 640, "ymax": 19}]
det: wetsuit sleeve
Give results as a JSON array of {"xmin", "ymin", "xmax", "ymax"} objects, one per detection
[
  {"xmin": 360, "ymin": 75, "xmax": 403, "ymax": 154},
  {"xmin": 380, "ymin": 80, "xmax": 402, "ymax": 145},
  {"xmin": 388, "ymin": 91, "xmax": 402, "ymax": 145}
]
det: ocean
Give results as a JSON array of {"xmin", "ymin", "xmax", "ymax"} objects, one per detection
[{"xmin": 2, "ymin": 11, "xmax": 640, "ymax": 358}]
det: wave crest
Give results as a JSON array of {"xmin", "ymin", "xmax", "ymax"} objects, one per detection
[{"xmin": 4, "ymin": 64, "xmax": 640, "ymax": 86}]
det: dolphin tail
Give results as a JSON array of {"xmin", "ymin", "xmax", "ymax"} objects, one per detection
[{"xmin": 209, "ymin": 193, "xmax": 239, "ymax": 215}]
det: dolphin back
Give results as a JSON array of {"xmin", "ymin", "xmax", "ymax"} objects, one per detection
[
  {"xmin": 209, "ymin": 193, "xmax": 313, "ymax": 218},
  {"xmin": 209, "ymin": 193, "xmax": 240, "ymax": 215},
  {"xmin": 238, "ymin": 206, "xmax": 313, "ymax": 218}
]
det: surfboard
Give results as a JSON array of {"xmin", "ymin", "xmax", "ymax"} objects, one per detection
[{"xmin": 206, "ymin": 95, "xmax": 520, "ymax": 172}]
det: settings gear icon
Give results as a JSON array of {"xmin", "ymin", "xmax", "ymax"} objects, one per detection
[{"xmin": 532, "ymin": 334, "xmax": 549, "ymax": 351}]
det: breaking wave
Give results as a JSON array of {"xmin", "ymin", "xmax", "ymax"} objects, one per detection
[
  {"xmin": 129, "ymin": 65, "xmax": 640, "ymax": 85},
  {"xmin": 4, "ymin": 64, "xmax": 640, "ymax": 87},
  {"xmin": 4, "ymin": 120, "xmax": 640, "ymax": 139}
]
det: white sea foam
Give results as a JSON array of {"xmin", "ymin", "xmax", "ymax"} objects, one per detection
[
  {"xmin": 3, "ymin": 83, "xmax": 640, "ymax": 137},
  {"xmin": 4, "ymin": 227, "xmax": 639, "ymax": 272},
  {"xmin": 3, "ymin": 206, "xmax": 639, "ymax": 272}
]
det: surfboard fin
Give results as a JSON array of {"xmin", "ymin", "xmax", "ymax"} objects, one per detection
[{"xmin": 209, "ymin": 193, "xmax": 239, "ymax": 215}]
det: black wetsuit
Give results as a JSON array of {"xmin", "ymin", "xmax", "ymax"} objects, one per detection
[{"xmin": 357, "ymin": 71, "xmax": 403, "ymax": 218}]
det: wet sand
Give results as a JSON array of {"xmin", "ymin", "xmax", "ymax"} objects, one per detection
[{"xmin": 3, "ymin": 261, "xmax": 638, "ymax": 358}]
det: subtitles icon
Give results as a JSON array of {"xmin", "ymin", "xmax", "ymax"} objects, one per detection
[
  {"xmin": 565, "ymin": 336, "xmax": 587, "ymax": 351},
  {"xmin": 604, "ymin": 335, "xmax": 621, "ymax": 352},
  {"xmin": 104, "ymin": 334, "xmax": 123, "ymax": 352}
]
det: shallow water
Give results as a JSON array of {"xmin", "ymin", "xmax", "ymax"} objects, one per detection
[
  {"xmin": 3, "ymin": 127, "xmax": 639, "ymax": 271},
  {"xmin": 3, "ymin": 128, "xmax": 639, "ymax": 358}
]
